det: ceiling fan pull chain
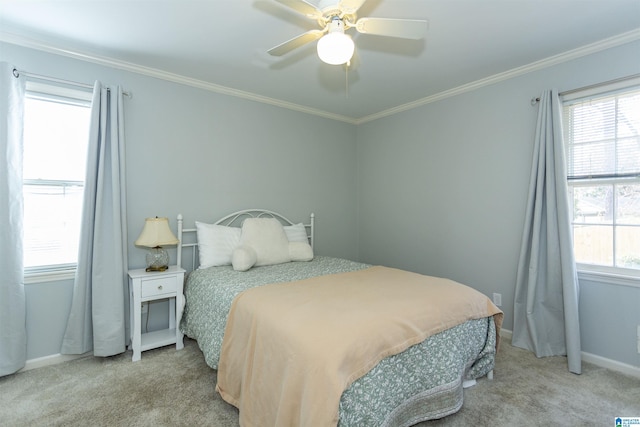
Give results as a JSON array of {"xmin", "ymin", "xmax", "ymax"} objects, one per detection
[{"xmin": 345, "ymin": 60, "xmax": 350, "ymax": 98}]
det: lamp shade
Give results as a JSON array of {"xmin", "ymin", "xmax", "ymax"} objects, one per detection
[
  {"xmin": 317, "ymin": 32, "xmax": 355, "ymax": 65},
  {"xmin": 135, "ymin": 217, "xmax": 179, "ymax": 248}
]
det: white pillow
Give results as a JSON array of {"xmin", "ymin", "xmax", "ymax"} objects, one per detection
[
  {"xmin": 289, "ymin": 241, "xmax": 314, "ymax": 262},
  {"xmin": 232, "ymin": 245, "xmax": 257, "ymax": 272},
  {"xmin": 284, "ymin": 223, "xmax": 308, "ymax": 243},
  {"xmin": 195, "ymin": 222, "xmax": 241, "ymax": 269},
  {"xmin": 240, "ymin": 218, "xmax": 290, "ymax": 267}
]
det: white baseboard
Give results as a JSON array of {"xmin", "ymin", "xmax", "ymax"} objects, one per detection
[
  {"xmin": 20, "ymin": 352, "xmax": 92, "ymax": 373},
  {"xmin": 502, "ymin": 328, "xmax": 640, "ymax": 379},
  {"xmin": 581, "ymin": 351, "xmax": 640, "ymax": 379},
  {"xmin": 19, "ymin": 329, "xmax": 640, "ymax": 379}
]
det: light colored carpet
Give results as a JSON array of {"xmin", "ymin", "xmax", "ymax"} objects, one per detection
[{"xmin": 1, "ymin": 337, "xmax": 639, "ymax": 426}]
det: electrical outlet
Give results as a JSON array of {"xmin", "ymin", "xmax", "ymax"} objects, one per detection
[{"xmin": 492, "ymin": 293, "xmax": 502, "ymax": 307}]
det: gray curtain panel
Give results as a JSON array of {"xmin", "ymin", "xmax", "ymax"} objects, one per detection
[
  {"xmin": 0, "ymin": 63, "xmax": 27, "ymax": 376},
  {"xmin": 61, "ymin": 82, "xmax": 128, "ymax": 357},
  {"xmin": 512, "ymin": 89, "xmax": 581, "ymax": 374}
]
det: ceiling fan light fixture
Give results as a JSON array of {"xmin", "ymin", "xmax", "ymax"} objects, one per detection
[{"xmin": 317, "ymin": 20, "xmax": 354, "ymax": 65}]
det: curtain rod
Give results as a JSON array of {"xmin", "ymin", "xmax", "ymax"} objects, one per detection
[
  {"xmin": 12, "ymin": 68, "xmax": 132, "ymax": 98},
  {"xmin": 530, "ymin": 73, "xmax": 640, "ymax": 105}
]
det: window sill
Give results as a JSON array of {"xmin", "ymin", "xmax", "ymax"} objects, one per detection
[
  {"xmin": 577, "ymin": 265, "xmax": 640, "ymax": 289},
  {"xmin": 24, "ymin": 268, "xmax": 76, "ymax": 284}
]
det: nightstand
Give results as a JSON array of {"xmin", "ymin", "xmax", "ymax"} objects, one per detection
[{"xmin": 128, "ymin": 266, "xmax": 186, "ymax": 361}]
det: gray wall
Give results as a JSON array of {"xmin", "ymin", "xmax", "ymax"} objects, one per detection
[
  {"xmin": 356, "ymin": 40, "xmax": 640, "ymax": 368},
  {"xmin": 2, "ymin": 42, "xmax": 358, "ymax": 359},
  {"xmin": 3, "ymin": 38, "xmax": 639, "ymax": 369}
]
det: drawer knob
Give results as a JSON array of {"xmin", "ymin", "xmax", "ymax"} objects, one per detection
[{"xmin": 158, "ymin": 285, "xmax": 163, "ymax": 290}]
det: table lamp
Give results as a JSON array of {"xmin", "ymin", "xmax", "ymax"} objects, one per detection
[{"xmin": 135, "ymin": 217, "xmax": 179, "ymax": 272}]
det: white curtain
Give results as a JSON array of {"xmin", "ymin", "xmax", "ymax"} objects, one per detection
[
  {"xmin": 0, "ymin": 63, "xmax": 27, "ymax": 376},
  {"xmin": 512, "ymin": 89, "xmax": 581, "ymax": 374},
  {"xmin": 62, "ymin": 82, "xmax": 128, "ymax": 357}
]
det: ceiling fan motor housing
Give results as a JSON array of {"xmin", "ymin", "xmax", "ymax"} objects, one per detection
[{"xmin": 327, "ymin": 16, "xmax": 346, "ymax": 33}]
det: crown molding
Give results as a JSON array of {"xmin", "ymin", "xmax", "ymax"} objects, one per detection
[
  {"xmin": 3, "ymin": 28, "xmax": 639, "ymax": 126},
  {"xmin": 355, "ymin": 28, "xmax": 640, "ymax": 124},
  {"xmin": 0, "ymin": 31, "xmax": 358, "ymax": 125}
]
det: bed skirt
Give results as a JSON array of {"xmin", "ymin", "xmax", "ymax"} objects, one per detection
[{"xmin": 381, "ymin": 378, "xmax": 464, "ymax": 427}]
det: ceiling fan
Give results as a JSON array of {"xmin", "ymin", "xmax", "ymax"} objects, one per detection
[{"xmin": 268, "ymin": 0, "xmax": 428, "ymax": 65}]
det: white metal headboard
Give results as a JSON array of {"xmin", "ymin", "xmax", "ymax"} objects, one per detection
[{"xmin": 176, "ymin": 209, "xmax": 315, "ymax": 272}]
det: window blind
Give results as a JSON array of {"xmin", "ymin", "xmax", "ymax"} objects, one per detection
[{"xmin": 563, "ymin": 87, "xmax": 640, "ymax": 181}]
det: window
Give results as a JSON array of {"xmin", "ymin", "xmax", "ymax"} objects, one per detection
[
  {"xmin": 22, "ymin": 81, "xmax": 92, "ymax": 278},
  {"xmin": 563, "ymin": 81, "xmax": 640, "ymax": 273}
]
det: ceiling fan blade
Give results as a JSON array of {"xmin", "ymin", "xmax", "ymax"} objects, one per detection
[
  {"xmin": 273, "ymin": 0, "xmax": 323, "ymax": 19},
  {"xmin": 268, "ymin": 30, "xmax": 325, "ymax": 56},
  {"xmin": 339, "ymin": 0, "xmax": 368, "ymax": 15},
  {"xmin": 355, "ymin": 18, "xmax": 428, "ymax": 40}
]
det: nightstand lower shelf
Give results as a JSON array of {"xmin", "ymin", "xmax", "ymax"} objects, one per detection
[{"xmin": 140, "ymin": 328, "xmax": 178, "ymax": 351}]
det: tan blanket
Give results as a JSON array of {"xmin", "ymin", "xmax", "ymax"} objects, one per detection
[{"xmin": 216, "ymin": 266, "xmax": 503, "ymax": 427}]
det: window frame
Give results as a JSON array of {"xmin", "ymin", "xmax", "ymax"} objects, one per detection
[
  {"xmin": 22, "ymin": 80, "xmax": 92, "ymax": 284},
  {"xmin": 562, "ymin": 78, "xmax": 640, "ymax": 285}
]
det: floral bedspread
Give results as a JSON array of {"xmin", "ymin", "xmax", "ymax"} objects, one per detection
[{"xmin": 180, "ymin": 256, "xmax": 497, "ymax": 426}]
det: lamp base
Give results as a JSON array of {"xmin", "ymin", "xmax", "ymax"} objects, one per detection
[
  {"xmin": 145, "ymin": 265, "xmax": 169, "ymax": 272},
  {"xmin": 146, "ymin": 247, "xmax": 170, "ymax": 272}
]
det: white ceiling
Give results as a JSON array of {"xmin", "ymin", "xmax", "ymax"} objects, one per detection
[{"xmin": 1, "ymin": 0, "xmax": 639, "ymax": 123}]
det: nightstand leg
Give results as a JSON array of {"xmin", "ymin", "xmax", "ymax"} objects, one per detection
[
  {"xmin": 176, "ymin": 292, "xmax": 184, "ymax": 350},
  {"xmin": 132, "ymin": 291, "xmax": 142, "ymax": 362}
]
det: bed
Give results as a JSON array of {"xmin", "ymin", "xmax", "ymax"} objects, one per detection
[{"xmin": 177, "ymin": 209, "xmax": 503, "ymax": 427}]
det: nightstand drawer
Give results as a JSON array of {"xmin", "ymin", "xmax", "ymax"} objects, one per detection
[{"xmin": 141, "ymin": 276, "xmax": 177, "ymax": 298}]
